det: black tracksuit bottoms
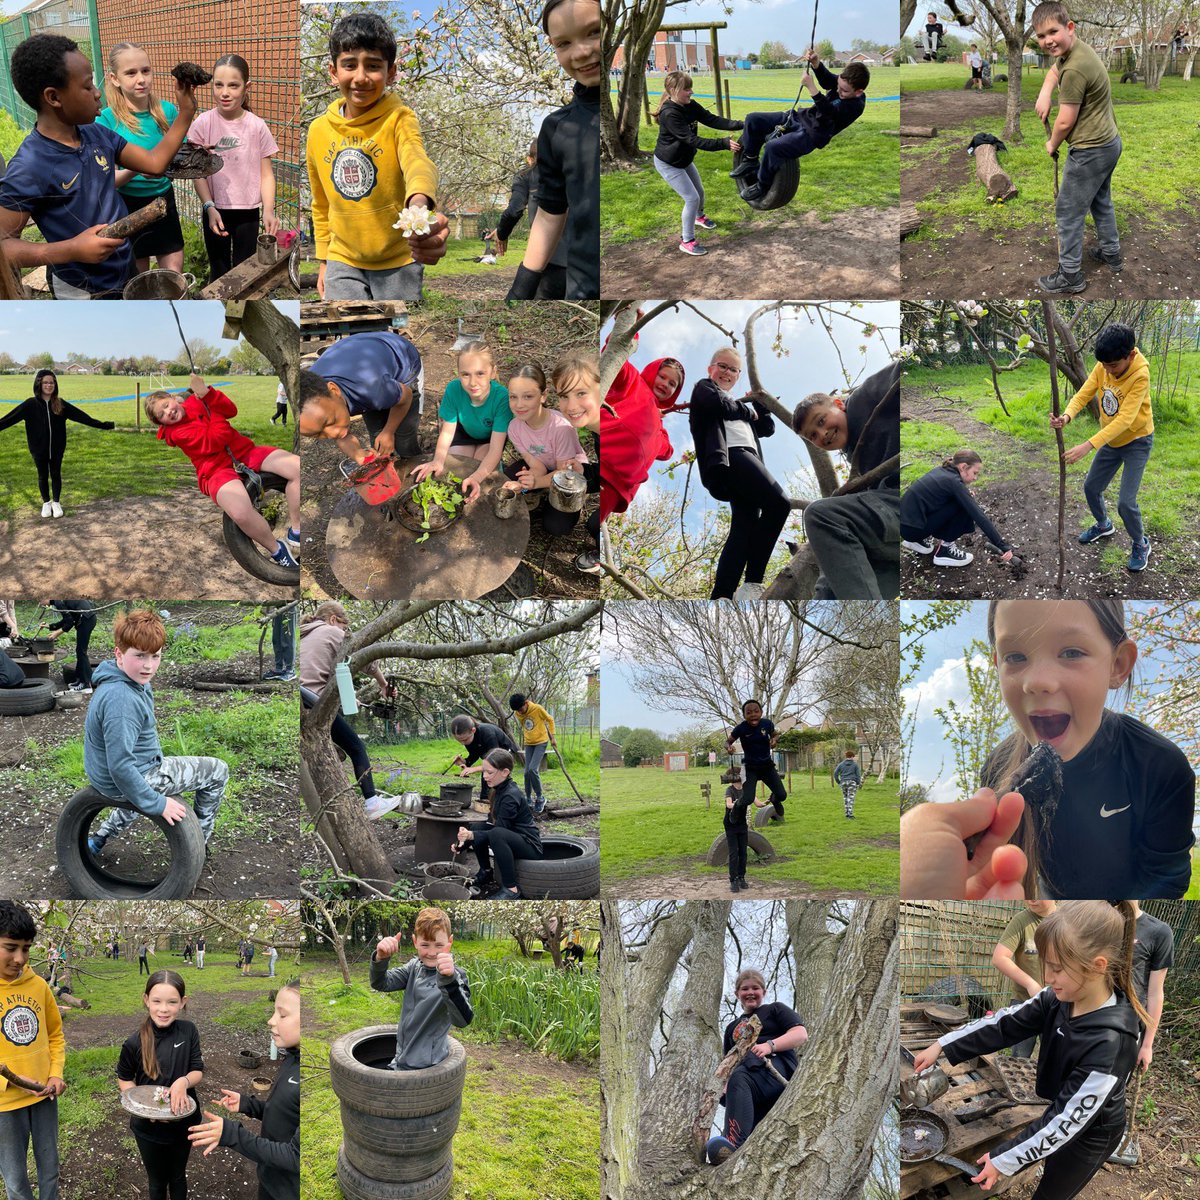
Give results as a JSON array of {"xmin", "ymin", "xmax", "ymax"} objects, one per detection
[
  {"xmin": 743, "ymin": 760, "xmax": 786, "ymax": 817},
  {"xmin": 709, "ymin": 448, "xmax": 791, "ymax": 599},
  {"xmin": 134, "ymin": 1134, "xmax": 191, "ymax": 1200},
  {"xmin": 473, "ymin": 827, "xmax": 541, "ymax": 889}
]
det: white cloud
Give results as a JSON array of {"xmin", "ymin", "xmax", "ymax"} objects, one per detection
[{"xmin": 901, "ymin": 653, "xmax": 990, "ymax": 717}]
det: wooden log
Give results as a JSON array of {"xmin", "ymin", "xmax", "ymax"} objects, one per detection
[
  {"xmin": 900, "ymin": 202, "xmax": 924, "ymax": 239},
  {"xmin": 53, "ymin": 989, "xmax": 89, "ymax": 1009},
  {"xmin": 973, "ymin": 142, "xmax": 1018, "ymax": 202},
  {"xmin": 542, "ymin": 804, "xmax": 599, "ymax": 819},
  {"xmin": 899, "ymin": 124, "xmax": 937, "ymax": 137},
  {"xmin": 98, "ymin": 196, "xmax": 167, "ymax": 240}
]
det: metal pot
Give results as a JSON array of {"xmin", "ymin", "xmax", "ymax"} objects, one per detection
[
  {"xmin": 423, "ymin": 880, "xmax": 471, "ymax": 901},
  {"xmin": 898, "ymin": 1110, "xmax": 979, "ymax": 1178},
  {"xmin": 492, "ymin": 486, "xmax": 521, "ymax": 519},
  {"xmin": 422, "ymin": 861, "xmax": 472, "ymax": 883},
  {"xmin": 27, "ymin": 637, "xmax": 56, "ymax": 654},
  {"xmin": 899, "ymin": 1063, "xmax": 950, "ymax": 1109},
  {"xmin": 548, "ymin": 469, "xmax": 586, "ymax": 512},
  {"xmin": 256, "ymin": 234, "xmax": 278, "ymax": 264},
  {"xmin": 122, "ymin": 269, "xmax": 195, "ymax": 300},
  {"xmin": 55, "ymin": 691, "xmax": 85, "ymax": 710},
  {"xmin": 439, "ymin": 782, "xmax": 473, "ymax": 809}
]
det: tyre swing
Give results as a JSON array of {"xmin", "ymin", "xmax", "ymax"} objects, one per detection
[{"xmin": 734, "ymin": 0, "xmax": 818, "ymax": 211}]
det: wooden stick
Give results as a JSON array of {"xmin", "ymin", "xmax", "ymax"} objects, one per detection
[
  {"xmin": 898, "ymin": 125, "xmax": 938, "ymax": 137},
  {"xmin": 98, "ymin": 196, "xmax": 167, "ymax": 241},
  {"xmin": 1042, "ymin": 300, "xmax": 1067, "ymax": 591},
  {"xmin": 550, "ymin": 746, "xmax": 584, "ymax": 803},
  {"xmin": 0, "ymin": 1062, "xmax": 46, "ymax": 1093}
]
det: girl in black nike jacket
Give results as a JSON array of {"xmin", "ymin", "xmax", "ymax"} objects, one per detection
[{"xmin": 912, "ymin": 902, "xmax": 1148, "ymax": 1200}]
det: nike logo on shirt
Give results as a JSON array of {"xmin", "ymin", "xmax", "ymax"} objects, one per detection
[
  {"xmin": 173, "ymin": 1041, "xmax": 184, "ymax": 1048},
  {"xmin": 287, "ymin": 1076, "xmax": 299, "ymax": 1085},
  {"xmin": 61, "ymin": 173, "xmax": 80, "ymax": 190},
  {"xmin": 1100, "ymin": 804, "xmax": 1131, "ymax": 818}
]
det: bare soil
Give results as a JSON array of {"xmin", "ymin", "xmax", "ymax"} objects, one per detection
[
  {"xmin": 602, "ymin": 206, "xmax": 901, "ymax": 299},
  {"xmin": 900, "ymin": 89, "xmax": 1200, "ymax": 298},
  {"xmin": 603, "ymin": 872, "xmax": 863, "ymax": 901},
  {"xmin": 901, "ymin": 388, "xmax": 1200, "ymax": 599},
  {"xmin": 0, "ymin": 490, "xmax": 295, "ymax": 601}
]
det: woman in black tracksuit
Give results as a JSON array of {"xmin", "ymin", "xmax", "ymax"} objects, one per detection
[
  {"xmin": 44, "ymin": 598, "xmax": 98, "ymax": 690},
  {"xmin": 454, "ymin": 748, "xmax": 544, "ymax": 900},
  {"xmin": 0, "ymin": 370, "xmax": 115, "ymax": 516},
  {"xmin": 690, "ymin": 350, "xmax": 791, "ymax": 600}
]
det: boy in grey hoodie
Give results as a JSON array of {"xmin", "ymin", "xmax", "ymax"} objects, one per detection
[
  {"xmin": 83, "ymin": 608, "xmax": 228, "ymax": 852},
  {"xmin": 370, "ymin": 906, "xmax": 473, "ymax": 1070},
  {"xmin": 833, "ymin": 749, "xmax": 862, "ymax": 819}
]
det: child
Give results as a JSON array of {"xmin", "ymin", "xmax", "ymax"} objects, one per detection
[
  {"xmin": 723, "ymin": 778, "xmax": 766, "ymax": 893},
  {"xmin": 83, "ymin": 608, "xmax": 230, "ymax": 855},
  {"xmin": 306, "ymin": 12, "xmax": 440, "ymax": 301},
  {"xmin": 454, "ymin": 748, "xmax": 544, "ymax": 899},
  {"xmin": 502, "ymin": 362, "xmax": 589, "ymax": 533},
  {"xmin": 650, "ymin": 71, "xmax": 743, "ymax": 256},
  {"xmin": 793, "ymin": 360, "xmax": 902, "ymax": 599},
  {"xmin": 370, "ymin": 907, "xmax": 474, "ymax": 1068},
  {"xmin": 689, "ymin": 347, "xmax": 788, "ymax": 601},
  {"xmin": 0, "ymin": 369, "xmax": 115, "ymax": 517},
  {"xmin": 42, "ymin": 598, "xmax": 98, "ymax": 692},
  {"xmin": 0, "ymin": 901, "xmax": 66, "ymax": 1200},
  {"xmin": 922, "ymin": 12, "xmax": 945, "ymax": 59},
  {"xmin": 1049, "ymin": 323, "xmax": 1153, "ymax": 571},
  {"xmin": 833, "ymin": 748, "xmax": 862, "ymax": 818},
  {"xmin": 982, "ymin": 599, "xmax": 1193, "ymax": 899},
  {"xmin": 556, "ymin": 352, "xmax": 602, "ymax": 573},
  {"xmin": 409, "ymin": 341, "xmax": 509, "ymax": 504},
  {"xmin": 191, "ymin": 54, "xmax": 280, "ymax": 283},
  {"xmin": 732, "ymin": 53, "xmax": 868, "ymax": 204},
  {"xmin": 968, "ymin": 44, "xmax": 984, "ymax": 89},
  {"xmin": 912, "ymin": 902, "xmax": 1148, "ymax": 1198},
  {"xmin": 1031, "ymin": 2, "xmax": 1123, "ymax": 292},
  {"xmin": 726, "ymin": 700, "xmax": 786, "ymax": 822},
  {"xmin": 992, "ymin": 900, "xmax": 1056, "ymax": 1060},
  {"xmin": 507, "ymin": 0, "xmax": 600, "ymax": 300},
  {"xmin": 299, "ymin": 329, "xmax": 422, "ymax": 463},
  {"xmin": 900, "ymin": 449, "xmax": 1015, "ymax": 569},
  {"xmin": 0, "ymin": 33, "xmax": 197, "ymax": 298},
  {"xmin": 509, "ymin": 693, "xmax": 558, "ymax": 815},
  {"xmin": 146, "ymin": 373, "xmax": 299, "ymax": 570},
  {"xmin": 97, "ymin": 43, "xmax": 185, "ymax": 276},
  {"xmin": 187, "ymin": 981, "xmax": 299, "ymax": 1200},
  {"xmin": 450, "ymin": 713, "xmax": 521, "ymax": 805},
  {"xmin": 117, "ymin": 969, "xmax": 204, "ymax": 1200},
  {"xmin": 490, "ymin": 140, "xmax": 569, "ymax": 298},
  {"xmin": 271, "ymin": 382, "xmax": 288, "ymax": 426}
]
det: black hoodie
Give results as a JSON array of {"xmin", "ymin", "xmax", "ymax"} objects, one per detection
[
  {"xmin": 653, "ymin": 99, "xmax": 742, "ymax": 169},
  {"xmin": 842, "ymin": 361, "xmax": 900, "ymax": 489},
  {"xmin": 689, "ymin": 378, "xmax": 775, "ymax": 494},
  {"xmin": 218, "ymin": 1045, "xmax": 299, "ymax": 1200},
  {"xmin": 116, "ymin": 1017, "xmax": 204, "ymax": 1143},
  {"xmin": 939, "ymin": 986, "xmax": 1139, "ymax": 1177},
  {"xmin": 900, "ymin": 463, "xmax": 1009, "ymax": 550},
  {"xmin": 0, "ymin": 395, "xmax": 113, "ymax": 460}
]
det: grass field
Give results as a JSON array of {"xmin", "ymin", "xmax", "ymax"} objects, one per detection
[
  {"xmin": 599, "ymin": 766, "xmax": 899, "ymax": 893},
  {"xmin": 0, "ymin": 374, "xmax": 288, "ymax": 517},
  {"xmin": 602, "ymin": 68, "xmax": 899, "ymax": 245}
]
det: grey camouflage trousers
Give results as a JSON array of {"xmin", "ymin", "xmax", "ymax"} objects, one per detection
[
  {"xmin": 839, "ymin": 781, "xmax": 859, "ymax": 816},
  {"xmin": 95, "ymin": 756, "xmax": 228, "ymax": 842}
]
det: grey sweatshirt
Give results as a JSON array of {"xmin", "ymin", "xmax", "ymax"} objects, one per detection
[
  {"xmin": 83, "ymin": 658, "xmax": 169, "ymax": 815},
  {"xmin": 834, "ymin": 759, "xmax": 862, "ymax": 785},
  {"xmin": 369, "ymin": 954, "xmax": 473, "ymax": 1069}
]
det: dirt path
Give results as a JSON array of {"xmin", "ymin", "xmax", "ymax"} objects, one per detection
[
  {"xmin": 604, "ymin": 873, "xmax": 869, "ymax": 900},
  {"xmin": 901, "ymin": 388, "xmax": 1200, "ymax": 598},
  {"xmin": 900, "ymin": 89, "xmax": 1200, "ymax": 297},
  {"xmin": 0, "ymin": 490, "xmax": 295, "ymax": 600},
  {"xmin": 602, "ymin": 207, "xmax": 901, "ymax": 299}
]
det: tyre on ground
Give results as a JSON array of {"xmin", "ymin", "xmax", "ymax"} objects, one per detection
[
  {"xmin": 0, "ymin": 678, "xmax": 56, "ymax": 715},
  {"xmin": 512, "ymin": 835, "xmax": 600, "ymax": 899},
  {"xmin": 705, "ymin": 830, "xmax": 774, "ymax": 867}
]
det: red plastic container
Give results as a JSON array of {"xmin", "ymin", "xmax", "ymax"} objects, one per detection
[{"xmin": 349, "ymin": 456, "xmax": 402, "ymax": 505}]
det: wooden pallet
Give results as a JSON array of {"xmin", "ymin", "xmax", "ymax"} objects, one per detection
[{"xmin": 199, "ymin": 252, "xmax": 293, "ymax": 300}]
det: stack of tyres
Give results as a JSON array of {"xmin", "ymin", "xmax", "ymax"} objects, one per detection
[{"xmin": 329, "ymin": 1026, "xmax": 466, "ymax": 1200}]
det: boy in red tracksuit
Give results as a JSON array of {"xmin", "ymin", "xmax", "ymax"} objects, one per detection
[
  {"xmin": 146, "ymin": 373, "xmax": 301, "ymax": 569},
  {"xmin": 599, "ymin": 341, "xmax": 684, "ymax": 522}
]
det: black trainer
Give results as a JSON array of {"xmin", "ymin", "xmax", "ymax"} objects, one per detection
[
  {"xmin": 1037, "ymin": 269, "xmax": 1087, "ymax": 294},
  {"xmin": 737, "ymin": 876, "xmax": 750, "ymax": 889},
  {"xmin": 730, "ymin": 877, "xmax": 740, "ymax": 893},
  {"xmin": 1087, "ymin": 246, "xmax": 1124, "ymax": 272},
  {"xmin": 729, "ymin": 156, "xmax": 759, "ymax": 180}
]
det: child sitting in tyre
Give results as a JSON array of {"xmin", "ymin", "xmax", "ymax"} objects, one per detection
[
  {"xmin": 369, "ymin": 907, "xmax": 473, "ymax": 1070},
  {"xmin": 83, "ymin": 608, "xmax": 229, "ymax": 855},
  {"xmin": 146, "ymin": 373, "xmax": 300, "ymax": 570}
]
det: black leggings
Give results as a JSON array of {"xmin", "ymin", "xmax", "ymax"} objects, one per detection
[
  {"xmin": 900, "ymin": 498, "xmax": 975, "ymax": 545},
  {"xmin": 723, "ymin": 1062, "xmax": 786, "ymax": 1148},
  {"xmin": 725, "ymin": 825, "xmax": 747, "ymax": 881},
  {"xmin": 301, "ymin": 687, "xmax": 378, "ymax": 799},
  {"xmin": 472, "ymin": 827, "xmax": 541, "ymax": 889},
  {"xmin": 202, "ymin": 206, "xmax": 261, "ymax": 282},
  {"xmin": 74, "ymin": 618, "xmax": 95, "ymax": 688},
  {"xmin": 707, "ymin": 449, "xmax": 791, "ymax": 599},
  {"xmin": 743, "ymin": 761, "xmax": 786, "ymax": 816},
  {"xmin": 1029, "ymin": 1119, "xmax": 1125, "ymax": 1200},
  {"xmin": 33, "ymin": 449, "xmax": 65, "ymax": 503},
  {"xmin": 134, "ymin": 1134, "xmax": 191, "ymax": 1200}
]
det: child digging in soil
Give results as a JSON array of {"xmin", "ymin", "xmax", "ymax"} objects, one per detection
[
  {"xmin": 187, "ymin": 980, "xmax": 299, "ymax": 1200},
  {"xmin": 146, "ymin": 373, "xmax": 299, "ymax": 570},
  {"xmin": 0, "ymin": 901, "xmax": 67, "ymax": 1200},
  {"xmin": 84, "ymin": 608, "xmax": 230, "ymax": 856},
  {"xmin": 370, "ymin": 908, "xmax": 473, "ymax": 1069},
  {"xmin": 833, "ymin": 748, "xmax": 861, "ymax": 819},
  {"xmin": 118, "ymin": 969, "xmax": 203, "ymax": 1200}
]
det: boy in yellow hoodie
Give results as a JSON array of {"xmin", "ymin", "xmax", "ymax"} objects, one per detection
[
  {"xmin": 306, "ymin": 12, "xmax": 446, "ymax": 301},
  {"xmin": 508, "ymin": 692, "xmax": 559, "ymax": 815},
  {"xmin": 0, "ymin": 901, "xmax": 66, "ymax": 1200},
  {"xmin": 1050, "ymin": 322, "xmax": 1154, "ymax": 571}
]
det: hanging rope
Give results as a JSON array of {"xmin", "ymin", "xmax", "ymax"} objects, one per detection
[{"xmin": 780, "ymin": 0, "xmax": 822, "ymax": 118}]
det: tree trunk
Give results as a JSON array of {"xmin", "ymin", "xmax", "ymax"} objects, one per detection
[
  {"xmin": 235, "ymin": 301, "xmax": 300, "ymax": 406},
  {"xmin": 1003, "ymin": 36, "xmax": 1026, "ymax": 142},
  {"xmin": 973, "ymin": 143, "xmax": 1018, "ymax": 201},
  {"xmin": 899, "ymin": 202, "xmax": 923, "ymax": 239},
  {"xmin": 900, "ymin": 0, "xmax": 918, "ymax": 38},
  {"xmin": 1183, "ymin": 50, "xmax": 1196, "ymax": 81},
  {"xmin": 898, "ymin": 125, "xmax": 937, "ymax": 137}
]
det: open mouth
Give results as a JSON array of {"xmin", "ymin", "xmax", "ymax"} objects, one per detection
[{"xmin": 1029, "ymin": 712, "xmax": 1070, "ymax": 741}]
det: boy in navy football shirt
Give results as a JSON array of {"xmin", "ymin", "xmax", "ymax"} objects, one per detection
[
  {"xmin": 0, "ymin": 34, "xmax": 196, "ymax": 297},
  {"xmin": 726, "ymin": 699, "xmax": 786, "ymax": 821}
]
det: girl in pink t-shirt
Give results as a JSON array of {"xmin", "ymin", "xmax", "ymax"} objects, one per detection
[
  {"xmin": 502, "ymin": 362, "xmax": 589, "ymax": 534},
  {"xmin": 191, "ymin": 54, "xmax": 280, "ymax": 282}
]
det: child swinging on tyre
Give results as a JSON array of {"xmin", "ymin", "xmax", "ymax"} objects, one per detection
[{"xmin": 83, "ymin": 608, "xmax": 228, "ymax": 855}]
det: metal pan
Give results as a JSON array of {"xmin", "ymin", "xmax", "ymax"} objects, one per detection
[
  {"xmin": 120, "ymin": 1085, "xmax": 197, "ymax": 1120},
  {"xmin": 898, "ymin": 1110, "xmax": 979, "ymax": 1179}
]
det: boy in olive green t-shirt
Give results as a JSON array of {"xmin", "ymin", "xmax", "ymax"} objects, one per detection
[{"xmin": 1031, "ymin": 1, "xmax": 1122, "ymax": 293}]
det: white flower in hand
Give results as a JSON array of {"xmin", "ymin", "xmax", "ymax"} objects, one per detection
[{"xmin": 392, "ymin": 205, "xmax": 433, "ymax": 237}]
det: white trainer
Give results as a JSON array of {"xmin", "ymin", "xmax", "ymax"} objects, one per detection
[
  {"xmin": 41, "ymin": 502, "xmax": 53, "ymax": 517},
  {"xmin": 50, "ymin": 501, "xmax": 64, "ymax": 518}
]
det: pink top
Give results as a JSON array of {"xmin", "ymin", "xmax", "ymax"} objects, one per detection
[
  {"xmin": 507, "ymin": 409, "xmax": 588, "ymax": 472},
  {"xmin": 189, "ymin": 108, "xmax": 279, "ymax": 209}
]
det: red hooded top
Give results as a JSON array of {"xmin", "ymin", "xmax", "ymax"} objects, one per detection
[
  {"xmin": 157, "ymin": 389, "xmax": 259, "ymax": 490},
  {"xmin": 599, "ymin": 355, "xmax": 683, "ymax": 522}
]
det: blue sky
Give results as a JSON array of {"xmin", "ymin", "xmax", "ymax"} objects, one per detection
[
  {"xmin": 666, "ymin": 1, "xmax": 898, "ymax": 55},
  {"xmin": 0, "ymin": 301, "xmax": 298, "ymax": 360}
]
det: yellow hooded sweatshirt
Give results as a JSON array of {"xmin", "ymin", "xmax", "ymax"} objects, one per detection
[
  {"xmin": 1063, "ymin": 348, "xmax": 1153, "ymax": 449},
  {"xmin": 0, "ymin": 966, "xmax": 65, "ymax": 1112},
  {"xmin": 306, "ymin": 92, "xmax": 439, "ymax": 270}
]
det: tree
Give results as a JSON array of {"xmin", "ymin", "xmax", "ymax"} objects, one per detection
[
  {"xmin": 622, "ymin": 728, "xmax": 665, "ymax": 767},
  {"xmin": 942, "ymin": 1, "xmax": 1032, "ymax": 141},
  {"xmin": 26, "ymin": 351, "xmax": 53, "ymax": 371},
  {"xmin": 231, "ymin": 338, "xmax": 271, "ymax": 375},
  {"xmin": 932, "ymin": 638, "xmax": 1012, "ymax": 799},
  {"xmin": 604, "ymin": 724, "xmax": 635, "ymax": 745},
  {"xmin": 759, "ymin": 39, "xmax": 792, "ymax": 67},
  {"xmin": 0, "ymin": 352, "xmax": 15, "ymax": 371},
  {"xmin": 180, "ymin": 338, "xmax": 221, "ymax": 373},
  {"xmin": 817, "ymin": 37, "xmax": 837, "ymax": 61}
]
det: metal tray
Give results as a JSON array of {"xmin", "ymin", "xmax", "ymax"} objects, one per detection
[{"xmin": 120, "ymin": 1085, "xmax": 197, "ymax": 1120}]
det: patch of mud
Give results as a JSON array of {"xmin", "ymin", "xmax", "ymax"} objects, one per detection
[{"xmin": 604, "ymin": 873, "xmax": 866, "ymax": 901}]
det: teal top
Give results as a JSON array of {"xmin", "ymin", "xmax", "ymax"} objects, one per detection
[
  {"xmin": 96, "ymin": 102, "xmax": 178, "ymax": 196},
  {"xmin": 438, "ymin": 378, "xmax": 511, "ymax": 440}
]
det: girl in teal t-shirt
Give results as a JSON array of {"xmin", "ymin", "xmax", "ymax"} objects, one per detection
[
  {"xmin": 411, "ymin": 341, "xmax": 510, "ymax": 503},
  {"xmin": 97, "ymin": 42, "xmax": 184, "ymax": 275}
]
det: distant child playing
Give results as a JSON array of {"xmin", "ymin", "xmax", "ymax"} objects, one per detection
[
  {"xmin": 650, "ymin": 70, "xmax": 743, "ymax": 256},
  {"xmin": 187, "ymin": 982, "xmax": 299, "ymax": 1200},
  {"xmin": 370, "ymin": 908, "xmax": 473, "ymax": 1069},
  {"xmin": 83, "ymin": 608, "xmax": 230, "ymax": 854},
  {"xmin": 968, "ymin": 44, "xmax": 984, "ymax": 90},
  {"xmin": 146, "ymin": 373, "xmax": 300, "ymax": 570},
  {"xmin": 191, "ymin": 54, "xmax": 279, "ymax": 283},
  {"xmin": 0, "ymin": 33, "xmax": 197, "ymax": 298},
  {"xmin": 727, "ymin": 700, "xmax": 786, "ymax": 822},
  {"xmin": 117, "ymin": 969, "xmax": 204, "ymax": 1200},
  {"xmin": 97, "ymin": 42, "xmax": 185, "ymax": 275},
  {"xmin": 409, "ymin": 341, "xmax": 509, "ymax": 504},
  {"xmin": 0, "ymin": 901, "xmax": 66, "ymax": 1200},
  {"xmin": 42, "ymin": 598, "xmax": 98, "ymax": 693},
  {"xmin": 509, "ymin": 692, "xmax": 559, "ymax": 815},
  {"xmin": 833, "ymin": 749, "xmax": 861, "ymax": 818}
]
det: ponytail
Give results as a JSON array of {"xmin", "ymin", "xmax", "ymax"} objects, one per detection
[
  {"xmin": 653, "ymin": 71, "xmax": 692, "ymax": 123},
  {"xmin": 942, "ymin": 448, "xmax": 982, "ymax": 471},
  {"xmin": 1113, "ymin": 901, "xmax": 1152, "ymax": 1027}
]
